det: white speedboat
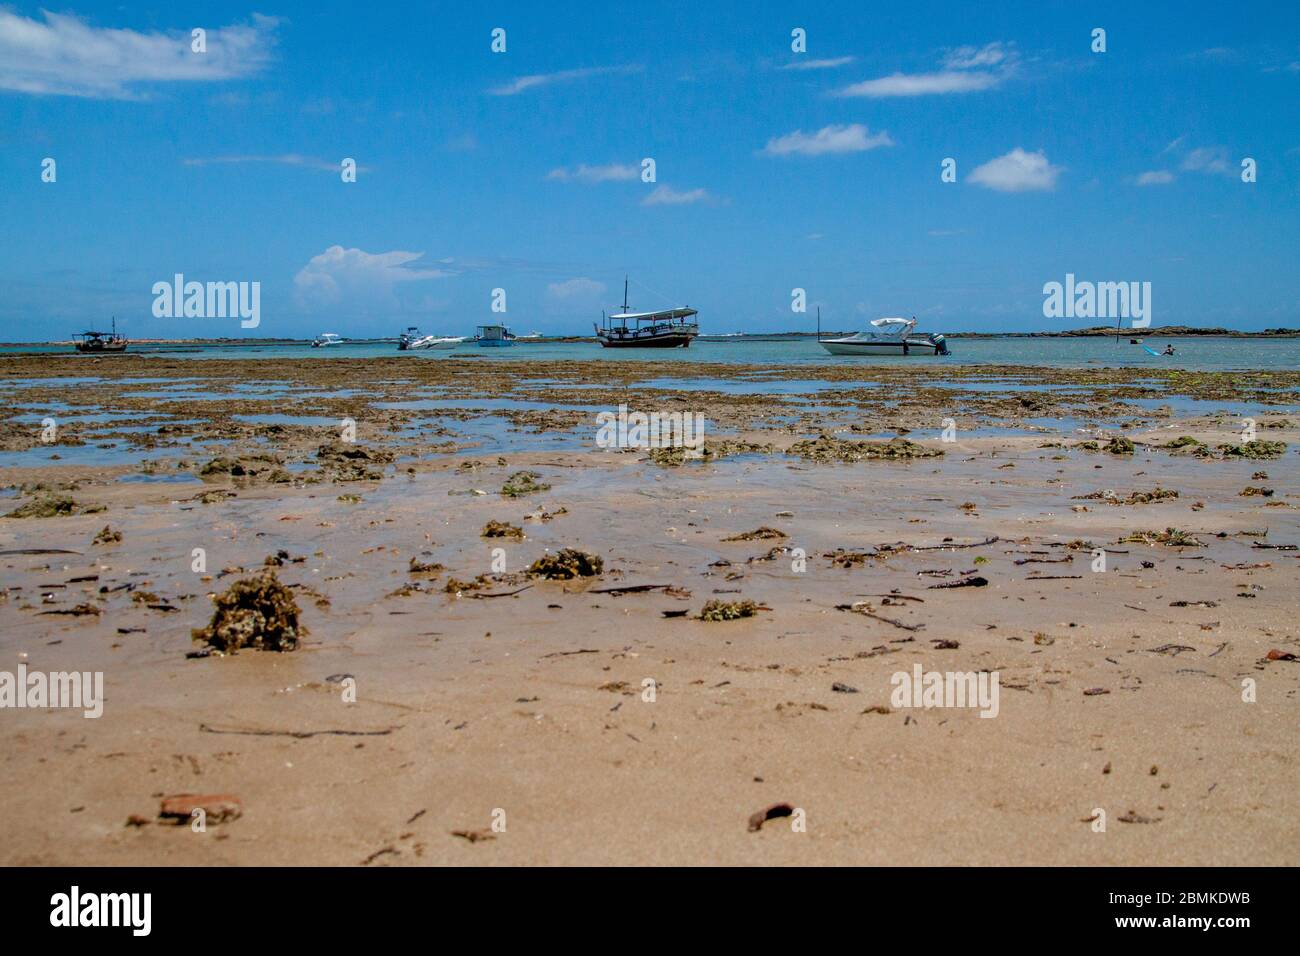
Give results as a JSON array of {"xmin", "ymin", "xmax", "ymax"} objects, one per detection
[
  {"xmin": 311, "ymin": 332, "xmax": 344, "ymax": 348},
  {"xmin": 407, "ymin": 335, "xmax": 463, "ymax": 350},
  {"xmin": 819, "ymin": 317, "xmax": 949, "ymax": 356},
  {"xmin": 399, "ymin": 327, "xmax": 464, "ymax": 350}
]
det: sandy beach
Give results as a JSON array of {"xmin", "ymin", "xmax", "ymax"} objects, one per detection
[{"xmin": 0, "ymin": 355, "xmax": 1295, "ymax": 865}]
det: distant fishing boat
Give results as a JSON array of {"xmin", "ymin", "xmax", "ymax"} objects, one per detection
[
  {"xmin": 311, "ymin": 332, "xmax": 344, "ymax": 348},
  {"xmin": 819, "ymin": 314, "xmax": 949, "ymax": 356},
  {"xmin": 73, "ymin": 317, "xmax": 128, "ymax": 354},
  {"xmin": 517, "ymin": 330, "xmax": 543, "ymax": 340},
  {"xmin": 596, "ymin": 278, "xmax": 699, "ymax": 348},
  {"xmin": 475, "ymin": 324, "xmax": 515, "ymax": 347}
]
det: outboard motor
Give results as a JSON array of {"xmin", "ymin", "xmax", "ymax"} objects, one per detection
[{"xmin": 929, "ymin": 333, "xmax": 950, "ymax": 356}]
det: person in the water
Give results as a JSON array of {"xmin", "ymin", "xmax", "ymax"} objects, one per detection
[{"xmin": 1162, "ymin": 344, "xmax": 1176, "ymax": 356}]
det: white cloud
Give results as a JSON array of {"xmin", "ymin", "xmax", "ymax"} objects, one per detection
[
  {"xmin": 837, "ymin": 69, "xmax": 1001, "ymax": 98},
  {"xmin": 641, "ymin": 185, "xmax": 710, "ymax": 206},
  {"xmin": 294, "ymin": 247, "xmax": 453, "ymax": 308},
  {"xmin": 943, "ymin": 42, "xmax": 1011, "ymax": 69},
  {"xmin": 762, "ymin": 123, "xmax": 894, "ymax": 157},
  {"xmin": 546, "ymin": 163, "xmax": 639, "ymax": 183},
  {"xmin": 488, "ymin": 64, "xmax": 640, "ymax": 96},
  {"xmin": 1181, "ymin": 146, "xmax": 1232, "ymax": 175},
  {"xmin": 546, "ymin": 278, "xmax": 606, "ymax": 300},
  {"xmin": 968, "ymin": 148, "xmax": 1061, "ymax": 192},
  {"xmin": 838, "ymin": 41, "xmax": 1014, "ymax": 98},
  {"xmin": 0, "ymin": 11, "xmax": 278, "ymax": 99},
  {"xmin": 1136, "ymin": 170, "xmax": 1175, "ymax": 185},
  {"xmin": 780, "ymin": 56, "xmax": 854, "ymax": 71},
  {"xmin": 183, "ymin": 154, "xmax": 358, "ymax": 173}
]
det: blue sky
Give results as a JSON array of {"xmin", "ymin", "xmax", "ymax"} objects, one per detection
[{"xmin": 2, "ymin": 0, "xmax": 1298, "ymax": 340}]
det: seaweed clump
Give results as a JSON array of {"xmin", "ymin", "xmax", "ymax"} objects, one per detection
[
  {"xmin": 482, "ymin": 520, "xmax": 525, "ymax": 539},
  {"xmin": 646, "ymin": 440, "xmax": 774, "ymax": 467},
  {"xmin": 1118, "ymin": 528, "xmax": 1204, "ymax": 547},
  {"xmin": 789, "ymin": 434, "xmax": 942, "ymax": 463},
  {"xmin": 199, "ymin": 453, "xmax": 292, "ymax": 482},
  {"xmin": 722, "ymin": 527, "xmax": 787, "ymax": 542},
  {"xmin": 699, "ymin": 599, "xmax": 759, "ymax": 621},
  {"xmin": 1163, "ymin": 436, "xmax": 1206, "ymax": 451},
  {"xmin": 316, "ymin": 441, "xmax": 393, "ymax": 481},
  {"xmin": 1073, "ymin": 488, "xmax": 1178, "ymax": 505},
  {"xmin": 4, "ymin": 494, "xmax": 105, "ymax": 518},
  {"xmin": 408, "ymin": 556, "xmax": 444, "ymax": 576},
  {"xmin": 527, "ymin": 548, "xmax": 604, "ymax": 579},
  {"xmin": 501, "ymin": 471, "xmax": 551, "ymax": 497},
  {"xmin": 192, "ymin": 570, "xmax": 304, "ymax": 653},
  {"xmin": 1104, "ymin": 436, "xmax": 1135, "ymax": 455},
  {"xmin": 92, "ymin": 525, "xmax": 122, "ymax": 545},
  {"xmin": 1217, "ymin": 440, "xmax": 1287, "ymax": 460},
  {"xmin": 1239, "ymin": 486, "xmax": 1274, "ymax": 497}
]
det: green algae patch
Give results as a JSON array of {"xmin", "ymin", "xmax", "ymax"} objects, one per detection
[
  {"xmin": 1104, "ymin": 436, "xmax": 1135, "ymax": 455},
  {"xmin": 192, "ymin": 570, "xmax": 304, "ymax": 653},
  {"xmin": 699, "ymin": 599, "xmax": 759, "ymax": 621},
  {"xmin": 1217, "ymin": 440, "xmax": 1287, "ymax": 460},
  {"xmin": 4, "ymin": 493, "xmax": 105, "ymax": 518},
  {"xmin": 482, "ymin": 520, "xmax": 525, "ymax": 539},
  {"xmin": 527, "ymin": 548, "xmax": 603, "ymax": 579},
  {"xmin": 501, "ymin": 471, "xmax": 551, "ymax": 497},
  {"xmin": 789, "ymin": 434, "xmax": 942, "ymax": 463}
]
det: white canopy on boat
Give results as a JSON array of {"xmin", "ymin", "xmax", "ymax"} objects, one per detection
[
  {"xmin": 609, "ymin": 307, "xmax": 698, "ymax": 321},
  {"xmin": 870, "ymin": 317, "xmax": 914, "ymax": 332},
  {"xmin": 834, "ymin": 317, "xmax": 915, "ymax": 341}
]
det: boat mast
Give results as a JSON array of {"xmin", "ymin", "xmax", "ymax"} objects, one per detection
[{"xmin": 816, "ymin": 307, "xmax": 821, "ymax": 342}]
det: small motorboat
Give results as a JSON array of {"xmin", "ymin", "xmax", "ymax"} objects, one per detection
[
  {"xmin": 819, "ymin": 316, "xmax": 949, "ymax": 356},
  {"xmin": 312, "ymin": 332, "xmax": 344, "ymax": 348},
  {"xmin": 475, "ymin": 325, "xmax": 516, "ymax": 347},
  {"xmin": 407, "ymin": 335, "xmax": 463, "ymax": 350}
]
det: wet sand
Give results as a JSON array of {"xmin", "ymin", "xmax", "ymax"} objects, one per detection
[{"xmin": 1, "ymin": 356, "xmax": 1296, "ymax": 865}]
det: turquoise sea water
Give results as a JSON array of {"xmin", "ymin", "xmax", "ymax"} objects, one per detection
[{"xmin": 2, "ymin": 335, "xmax": 1297, "ymax": 371}]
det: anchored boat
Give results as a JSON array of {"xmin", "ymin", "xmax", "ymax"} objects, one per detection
[
  {"xmin": 399, "ymin": 327, "xmax": 463, "ymax": 350},
  {"xmin": 819, "ymin": 315, "xmax": 949, "ymax": 357},
  {"xmin": 595, "ymin": 278, "xmax": 699, "ymax": 348},
  {"xmin": 475, "ymin": 324, "xmax": 516, "ymax": 347},
  {"xmin": 311, "ymin": 332, "xmax": 344, "ymax": 348},
  {"xmin": 73, "ymin": 318, "xmax": 128, "ymax": 354}
]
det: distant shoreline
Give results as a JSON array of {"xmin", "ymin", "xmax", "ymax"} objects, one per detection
[{"xmin": 3, "ymin": 325, "xmax": 1298, "ymax": 348}]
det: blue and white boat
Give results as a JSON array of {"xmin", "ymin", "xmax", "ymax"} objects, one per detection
[{"xmin": 475, "ymin": 325, "xmax": 516, "ymax": 347}]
